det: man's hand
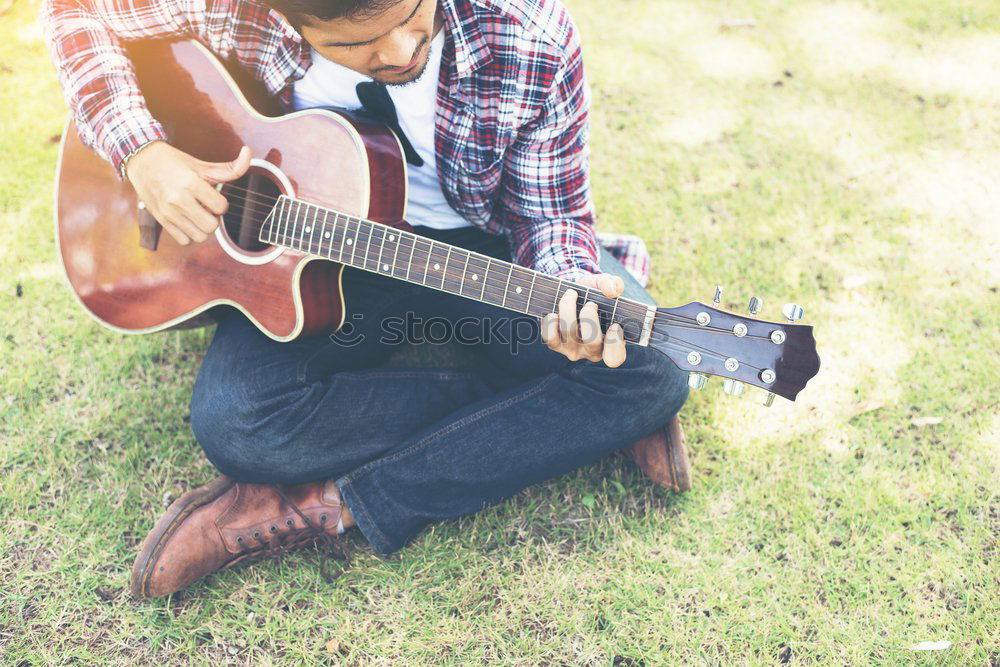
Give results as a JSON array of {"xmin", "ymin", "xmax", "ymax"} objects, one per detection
[
  {"xmin": 125, "ymin": 141, "xmax": 252, "ymax": 246},
  {"xmin": 541, "ymin": 272, "xmax": 627, "ymax": 368}
]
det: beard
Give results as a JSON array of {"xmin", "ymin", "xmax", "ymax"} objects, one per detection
[{"xmin": 371, "ymin": 35, "xmax": 432, "ymax": 87}]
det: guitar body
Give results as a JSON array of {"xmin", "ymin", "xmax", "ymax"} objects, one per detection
[{"xmin": 55, "ymin": 40, "xmax": 407, "ymax": 340}]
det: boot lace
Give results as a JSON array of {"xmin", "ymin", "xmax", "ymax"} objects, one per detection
[{"xmin": 232, "ymin": 486, "xmax": 350, "ymax": 582}]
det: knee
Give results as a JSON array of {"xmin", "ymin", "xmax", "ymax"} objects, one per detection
[
  {"xmin": 189, "ymin": 369, "xmax": 278, "ymax": 482},
  {"xmin": 606, "ymin": 348, "xmax": 689, "ymax": 437}
]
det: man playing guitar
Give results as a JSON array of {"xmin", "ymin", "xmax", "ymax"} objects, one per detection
[{"xmin": 42, "ymin": 0, "xmax": 690, "ymax": 599}]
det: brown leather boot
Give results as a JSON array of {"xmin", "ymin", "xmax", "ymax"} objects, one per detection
[
  {"xmin": 622, "ymin": 415, "xmax": 691, "ymax": 493},
  {"xmin": 130, "ymin": 476, "xmax": 346, "ymax": 599}
]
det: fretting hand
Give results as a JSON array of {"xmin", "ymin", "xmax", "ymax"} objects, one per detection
[
  {"xmin": 125, "ymin": 141, "xmax": 252, "ymax": 246},
  {"xmin": 541, "ymin": 273, "xmax": 626, "ymax": 368}
]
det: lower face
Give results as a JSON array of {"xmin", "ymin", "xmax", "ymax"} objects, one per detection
[
  {"xmin": 299, "ymin": 0, "xmax": 441, "ymax": 87},
  {"xmin": 370, "ymin": 33, "xmax": 432, "ymax": 86}
]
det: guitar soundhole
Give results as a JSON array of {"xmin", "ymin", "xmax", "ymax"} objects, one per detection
[{"xmin": 220, "ymin": 170, "xmax": 283, "ymax": 252}]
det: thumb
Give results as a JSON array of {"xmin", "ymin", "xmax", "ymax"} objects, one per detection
[{"xmin": 200, "ymin": 146, "xmax": 251, "ymax": 184}]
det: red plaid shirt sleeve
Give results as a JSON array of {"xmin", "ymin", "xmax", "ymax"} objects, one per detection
[
  {"xmin": 40, "ymin": 0, "xmax": 182, "ymax": 176},
  {"xmin": 500, "ymin": 24, "xmax": 600, "ymax": 281},
  {"xmin": 40, "ymin": 0, "xmax": 289, "ymax": 178}
]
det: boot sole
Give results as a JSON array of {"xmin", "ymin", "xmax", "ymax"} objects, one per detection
[{"xmin": 130, "ymin": 475, "xmax": 236, "ymax": 599}]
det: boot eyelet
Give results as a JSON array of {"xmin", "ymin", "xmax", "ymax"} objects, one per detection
[
  {"xmin": 252, "ymin": 531, "xmax": 261, "ymax": 539},
  {"xmin": 320, "ymin": 514, "xmax": 328, "ymax": 524},
  {"xmin": 285, "ymin": 519, "xmax": 294, "ymax": 527},
  {"xmin": 270, "ymin": 525, "xmax": 278, "ymax": 533},
  {"xmin": 236, "ymin": 535, "xmax": 245, "ymax": 545}
]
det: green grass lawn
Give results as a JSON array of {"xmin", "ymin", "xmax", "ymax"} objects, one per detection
[{"xmin": 2, "ymin": 0, "xmax": 998, "ymax": 663}]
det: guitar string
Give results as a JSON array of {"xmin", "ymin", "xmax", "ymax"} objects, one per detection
[
  {"xmin": 218, "ymin": 188, "xmax": 775, "ymax": 340},
  {"xmin": 220, "ymin": 191, "xmax": 656, "ymax": 321},
  {"xmin": 218, "ymin": 192, "xmax": 774, "ymax": 373}
]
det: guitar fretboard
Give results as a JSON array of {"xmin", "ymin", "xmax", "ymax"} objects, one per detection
[{"xmin": 259, "ymin": 195, "xmax": 655, "ymax": 344}]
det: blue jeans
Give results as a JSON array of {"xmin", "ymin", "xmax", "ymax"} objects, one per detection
[{"xmin": 190, "ymin": 226, "xmax": 688, "ymax": 556}]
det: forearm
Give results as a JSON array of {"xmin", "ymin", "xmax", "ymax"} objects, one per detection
[{"xmin": 40, "ymin": 0, "xmax": 193, "ymax": 176}]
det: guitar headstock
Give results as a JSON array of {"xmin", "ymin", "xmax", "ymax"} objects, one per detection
[{"xmin": 647, "ymin": 290, "xmax": 820, "ymax": 404}]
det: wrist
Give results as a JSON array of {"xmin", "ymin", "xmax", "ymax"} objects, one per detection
[{"xmin": 120, "ymin": 140, "xmax": 164, "ymax": 183}]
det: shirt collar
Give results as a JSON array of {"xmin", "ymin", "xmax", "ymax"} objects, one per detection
[{"xmin": 439, "ymin": 0, "xmax": 492, "ymax": 82}]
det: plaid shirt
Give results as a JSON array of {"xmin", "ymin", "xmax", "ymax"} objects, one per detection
[{"xmin": 42, "ymin": 0, "xmax": 651, "ymax": 283}]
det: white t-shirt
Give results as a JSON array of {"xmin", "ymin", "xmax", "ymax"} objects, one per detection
[{"xmin": 291, "ymin": 31, "xmax": 471, "ymax": 230}]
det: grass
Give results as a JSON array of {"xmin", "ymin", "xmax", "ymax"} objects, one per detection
[{"xmin": 2, "ymin": 0, "xmax": 998, "ymax": 663}]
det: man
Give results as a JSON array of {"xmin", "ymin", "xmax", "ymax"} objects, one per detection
[{"xmin": 42, "ymin": 0, "xmax": 690, "ymax": 599}]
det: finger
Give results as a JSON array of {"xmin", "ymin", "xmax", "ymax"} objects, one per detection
[
  {"xmin": 194, "ymin": 179, "xmax": 229, "ymax": 216},
  {"xmin": 558, "ymin": 288, "xmax": 581, "ymax": 346},
  {"xmin": 162, "ymin": 203, "xmax": 210, "ymax": 243},
  {"xmin": 602, "ymin": 323, "xmax": 627, "ymax": 368},
  {"xmin": 578, "ymin": 300, "xmax": 604, "ymax": 358},
  {"xmin": 162, "ymin": 221, "xmax": 191, "ymax": 246},
  {"xmin": 176, "ymin": 197, "xmax": 220, "ymax": 237},
  {"xmin": 596, "ymin": 273, "xmax": 625, "ymax": 298},
  {"xmin": 200, "ymin": 145, "xmax": 252, "ymax": 184},
  {"xmin": 541, "ymin": 313, "xmax": 561, "ymax": 349}
]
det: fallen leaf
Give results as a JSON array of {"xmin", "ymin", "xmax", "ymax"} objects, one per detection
[
  {"xmin": 719, "ymin": 18, "xmax": 756, "ymax": 30},
  {"xmin": 854, "ymin": 400, "xmax": 884, "ymax": 415},
  {"xmin": 912, "ymin": 416, "xmax": 944, "ymax": 427},
  {"xmin": 910, "ymin": 640, "xmax": 951, "ymax": 651},
  {"xmin": 325, "ymin": 639, "xmax": 340, "ymax": 653},
  {"xmin": 582, "ymin": 494, "xmax": 596, "ymax": 510}
]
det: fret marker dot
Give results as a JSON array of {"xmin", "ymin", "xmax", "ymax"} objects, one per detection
[
  {"xmin": 388, "ymin": 234, "xmax": 396, "ymax": 241},
  {"xmin": 304, "ymin": 226, "xmax": 311, "ymax": 233},
  {"xmin": 346, "ymin": 238, "xmax": 353, "ymax": 245},
  {"xmin": 515, "ymin": 286, "xmax": 523, "ymax": 294},
  {"xmin": 472, "ymin": 274, "xmax": 478, "ymax": 281},
  {"xmin": 324, "ymin": 231, "xmax": 331, "ymax": 238},
  {"xmin": 382, "ymin": 264, "xmax": 389, "ymax": 271},
  {"xmin": 434, "ymin": 263, "xmax": 440, "ymax": 270}
]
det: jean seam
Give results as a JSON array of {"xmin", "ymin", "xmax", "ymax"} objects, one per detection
[{"xmin": 338, "ymin": 372, "xmax": 558, "ymax": 487}]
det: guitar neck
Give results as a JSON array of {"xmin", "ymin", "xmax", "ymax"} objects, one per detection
[{"xmin": 259, "ymin": 195, "xmax": 656, "ymax": 345}]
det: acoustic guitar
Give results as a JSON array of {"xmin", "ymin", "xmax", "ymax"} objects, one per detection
[{"xmin": 55, "ymin": 40, "xmax": 820, "ymax": 404}]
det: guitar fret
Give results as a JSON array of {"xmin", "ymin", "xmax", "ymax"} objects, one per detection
[
  {"xmin": 293, "ymin": 200, "xmax": 303, "ymax": 249},
  {"xmin": 362, "ymin": 222, "xmax": 373, "ymax": 271},
  {"xmin": 422, "ymin": 238, "xmax": 432, "ymax": 286},
  {"xmin": 479, "ymin": 257, "xmax": 491, "ymax": 303},
  {"xmin": 324, "ymin": 211, "xmax": 333, "ymax": 258},
  {"xmin": 349, "ymin": 217, "xmax": 358, "ymax": 266},
  {"xmin": 279, "ymin": 198, "xmax": 290, "ymax": 246},
  {"xmin": 527, "ymin": 273, "xmax": 537, "ymax": 315},
  {"xmin": 317, "ymin": 210, "xmax": 330, "ymax": 257},
  {"xmin": 440, "ymin": 246, "xmax": 452, "ymax": 291},
  {"xmin": 405, "ymin": 234, "xmax": 415, "ymax": 282},
  {"xmin": 390, "ymin": 230, "xmax": 401, "ymax": 278},
  {"xmin": 501, "ymin": 264, "xmax": 513, "ymax": 308},
  {"xmin": 336, "ymin": 213, "xmax": 347, "ymax": 262},
  {"xmin": 459, "ymin": 251, "xmax": 470, "ymax": 296},
  {"xmin": 376, "ymin": 225, "xmax": 388, "ymax": 273},
  {"xmin": 307, "ymin": 205, "xmax": 318, "ymax": 254}
]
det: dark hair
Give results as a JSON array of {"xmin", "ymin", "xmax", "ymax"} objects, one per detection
[{"xmin": 264, "ymin": 0, "xmax": 404, "ymax": 27}]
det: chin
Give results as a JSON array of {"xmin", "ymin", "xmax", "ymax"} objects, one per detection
[{"xmin": 374, "ymin": 56, "xmax": 430, "ymax": 86}]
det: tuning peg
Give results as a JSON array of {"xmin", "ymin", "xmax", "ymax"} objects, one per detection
[
  {"xmin": 688, "ymin": 372, "xmax": 708, "ymax": 390},
  {"xmin": 782, "ymin": 303, "xmax": 804, "ymax": 323},
  {"xmin": 723, "ymin": 379, "xmax": 745, "ymax": 397},
  {"xmin": 713, "ymin": 285, "xmax": 723, "ymax": 306},
  {"xmin": 747, "ymin": 296, "xmax": 763, "ymax": 316}
]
